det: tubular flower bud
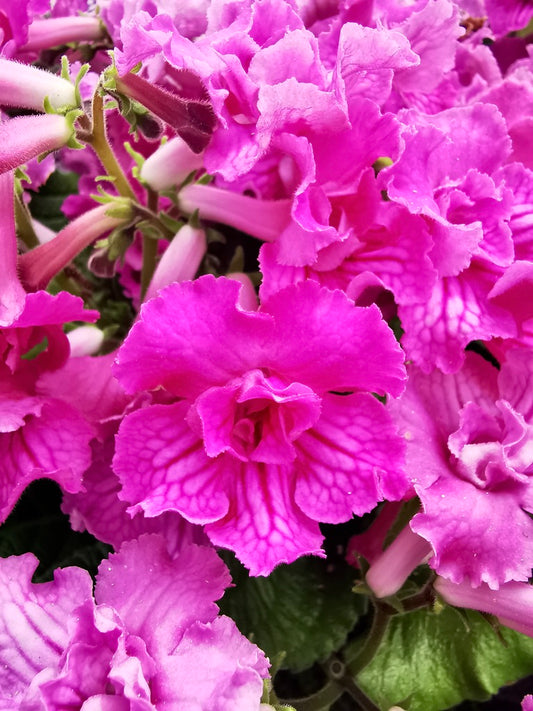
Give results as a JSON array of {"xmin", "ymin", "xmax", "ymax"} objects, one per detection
[
  {"xmin": 140, "ymin": 135, "xmax": 204, "ymax": 191},
  {"xmin": 179, "ymin": 183, "xmax": 291, "ymax": 242},
  {"xmin": 366, "ymin": 525, "xmax": 433, "ymax": 598},
  {"xmin": 145, "ymin": 224, "xmax": 207, "ymax": 301},
  {"xmin": 435, "ymin": 577, "xmax": 533, "ymax": 638},
  {"xmin": 22, "ymin": 17, "xmax": 104, "ymax": 52},
  {"xmin": 0, "ymin": 114, "xmax": 77, "ymax": 176},
  {"xmin": 0, "ymin": 58, "xmax": 76, "ymax": 111},
  {"xmin": 19, "ymin": 202, "xmax": 133, "ymax": 291}
]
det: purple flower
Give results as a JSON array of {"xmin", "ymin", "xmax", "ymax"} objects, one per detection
[
  {"xmin": 113, "ymin": 275, "xmax": 407, "ymax": 574},
  {"xmin": 0, "ymin": 535, "xmax": 269, "ymax": 709}
]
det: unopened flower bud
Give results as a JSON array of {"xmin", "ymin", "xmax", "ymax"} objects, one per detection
[
  {"xmin": 140, "ymin": 136, "xmax": 204, "ymax": 191},
  {"xmin": 67, "ymin": 326, "xmax": 105, "ymax": 357},
  {"xmin": 0, "ymin": 58, "xmax": 76, "ymax": 111},
  {"xmin": 366, "ymin": 525, "xmax": 432, "ymax": 598},
  {"xmin": 435, "ymin": 577, "xmax": 533, "ymax": 637},
  {"xmin": 145, "ymin": 224, "xmax": 207, "ymax": 301},
  {"xmin": 19, "ymin": 203, "xmax": 133, "ymax": 291},
  {"xmin": 22, "ymin": 17, "xmax": 104, "ymax": 53},
  {"xmin": 0, "ymin": 114, "xmax": 76, "ymax": 176},
  {"xmin": 179, "ymin": 184, "xmax": 291, "ymax": 242}
]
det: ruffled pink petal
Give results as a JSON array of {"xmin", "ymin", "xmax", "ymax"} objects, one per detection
[
  {"xmin": 485, "ymin": 0, "xmax": 533, "ymax": 35},
  {"xmin": 114, "ymin": 276, "xmax": 272, "ymax": 399},
  {"xmin": 294, "ymin": 393, "xmax": 408, "ymax": 523},
  {"xmin": 157, "ymin": 616, "xmax": 268, "ymax": 709},
  {"xmin": 262, "ymin": 279, "xmax": 406, "ymax": 396},
  {"xmin": 206, "ymin": 460, "xmax": 324, "ymax": 576},
  {"xmin": 333, "ymin": 23, "xmax": 419, "ymax": 108},
  {"xmin": 63, "ymin": 438, "xmax": 206, "ymax": 554},
  {"xmin": 114, "ymin": 402, "xmax": 230, "ymax": 522},
  {"xmin": 95, "ymin": 536, "xmax": 231, "ymax": 657},
  {"xmin": 389, "ymin": 354, "xmax": 500, "ymax": 490},
  {"xmin": 37, "ymin": 353, "xmax": 131, "ymax": 430},
  {"xmin": 0, "ymin": 393, "xmax": 43, "ymax": 433},
  {"xmin": 393, "ymin": 0, "xmax": 463, "ymax": 97},
  {"xmin": 0, "ymin": 398, "xmax": 94, "ymax": 522},
  {"xmin": 0, "ymin": 553, "xmax": 93, "ymax": 701},
  {"xmin": 498, "ymin": 348, "xmax": 533, "ymax": 422},
  {"xmin": 399, "ymin": 262, "xmax": 516, "ymax": 373},
  {"xmin": 412, "ymin": 474, "xmax": 533, "ymax": 588},
  {"xmin": 192, "ymin": 370, "xmax": 321, "ymax": 463},
  {"xmin": 12, "ymin": 290, "xmax": 99, "ymax": 329},
  {"xmin": 39, "ymin": 602, "xmax": 125, "ymax": 707}
]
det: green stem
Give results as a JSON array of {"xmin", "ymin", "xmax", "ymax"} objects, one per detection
[
  {"xmin": 346, "ymin": 601, "xmax": 393, "ymax": 676},
  {"xmin": 14, "ymin": 193, "xmax": 39, "ymax": 249},
  {"xmin": 341, "ymin": 678, "xmax": 381, "ymax": 711},
  {"xmin": 400, "ymin": 576, "xmax": 436, "ymax": 613},
  {"xmin": 140, "ymin": 187, "xmax": 160, "ymax": 300},
  {"xmin": 134, "ymin": 203, "xmax": 175, "ymax": 241},
  {"xmin": 85, "ymin": 91, "xmax": 136, "ymax": 201}
]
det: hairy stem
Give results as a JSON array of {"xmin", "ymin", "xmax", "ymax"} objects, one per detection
[{"xmin": 84, "ymin": 90, "xmax": 136, "ymax": 201}]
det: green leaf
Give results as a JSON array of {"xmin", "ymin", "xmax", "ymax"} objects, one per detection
[
  {"xmin": 356, "ymin": 605, "xmax": 533, "ymax": 711},
  {"xmin": 219, "ymin": 555, "xmax": 365, "ymax": 672}
]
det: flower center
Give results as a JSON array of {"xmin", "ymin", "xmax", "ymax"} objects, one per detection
[{"xmin": 190, "ymin": 369, "xmax": 322, "ymax": 463}]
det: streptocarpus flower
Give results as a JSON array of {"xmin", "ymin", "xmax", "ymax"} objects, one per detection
[
  {"xmin": 380, "ymin": 102, "xmax": 517, "ymax": 372},
  {"xmin": 389, "ymin": 350, "xmax": 533, "ymax": 589},
  {"xmin": 113, "ymin": 275, "xmax": 407, "ymax": 575},
  {"xmin": 0, "ymin": 535, "xmax": 269, "ymax": 709}
]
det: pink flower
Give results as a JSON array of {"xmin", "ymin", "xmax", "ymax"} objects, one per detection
[
  {"xmin": 0, "ymin": 535, "xmax": 269, "ymax": 709},
  {"xmin": 380, "ymin": 102, "xmax": 518, "ymax": 372},
  {"xmin": 112, "ymin": 275, "xmax": 407, "ymax": 574},
  {"xmin": 0, "ymin": 170, "xmax": 99, "ymax": 521},
  {"xmin": 390, "ymin": 350, "xmax": 533, "ymax": 589}
]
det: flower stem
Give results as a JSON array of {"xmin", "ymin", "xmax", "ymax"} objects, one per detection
[
  {"xmin": 346, "ymin": 600, "xmax": 393, "ymax": 676},
  {"xmin": 140, "ymin": 188, "xmax": 160, "ymax": 300},
  {"xmin": 14, "ymin": 193, "xmax": 39, "ymax": 249},
  {"xmin": 84, "ymin": 90, "xmax": 136, "ymax": 201}
]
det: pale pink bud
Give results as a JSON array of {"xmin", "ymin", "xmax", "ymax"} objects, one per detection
[
  {"xmin": 366, "ymin": 525, "xmax": 433, "ymax": 598},
  {"xmin": 22, "ymin": 17, "xmax": 104, "ymax": 52},
  {"xmin": 140, "ymin": 136, "xmax": 204, "ymax": 191},
  {"xmin": 0, "ymin": 58, "xmax": 76, "ymax": 111},
  {"xmin": 179, "ymin": 184, "xmax": 291, "ymax": 242},
  {"xmin": 67, "ymin": 326, "xmax": 105, "ymax": 357},
  {"xmin": 227, "ymin": 272, "xmax": 259, "ymax": 311},
  {"xmin": 0, "ymin": 114, "xmax": 75, "ymax": 175},
  {"xmin": 145, "ymin": 224, "xmax": 207, "ymax": 301}
]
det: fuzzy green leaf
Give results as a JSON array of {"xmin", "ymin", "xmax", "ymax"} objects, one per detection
[
  {"xmin": 356, "ymin": 605, "xmax": 533, "ymax": 711},
  {"xmin": 219, "ymin": 555, "xmax": 365, "ymax": 672}
]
